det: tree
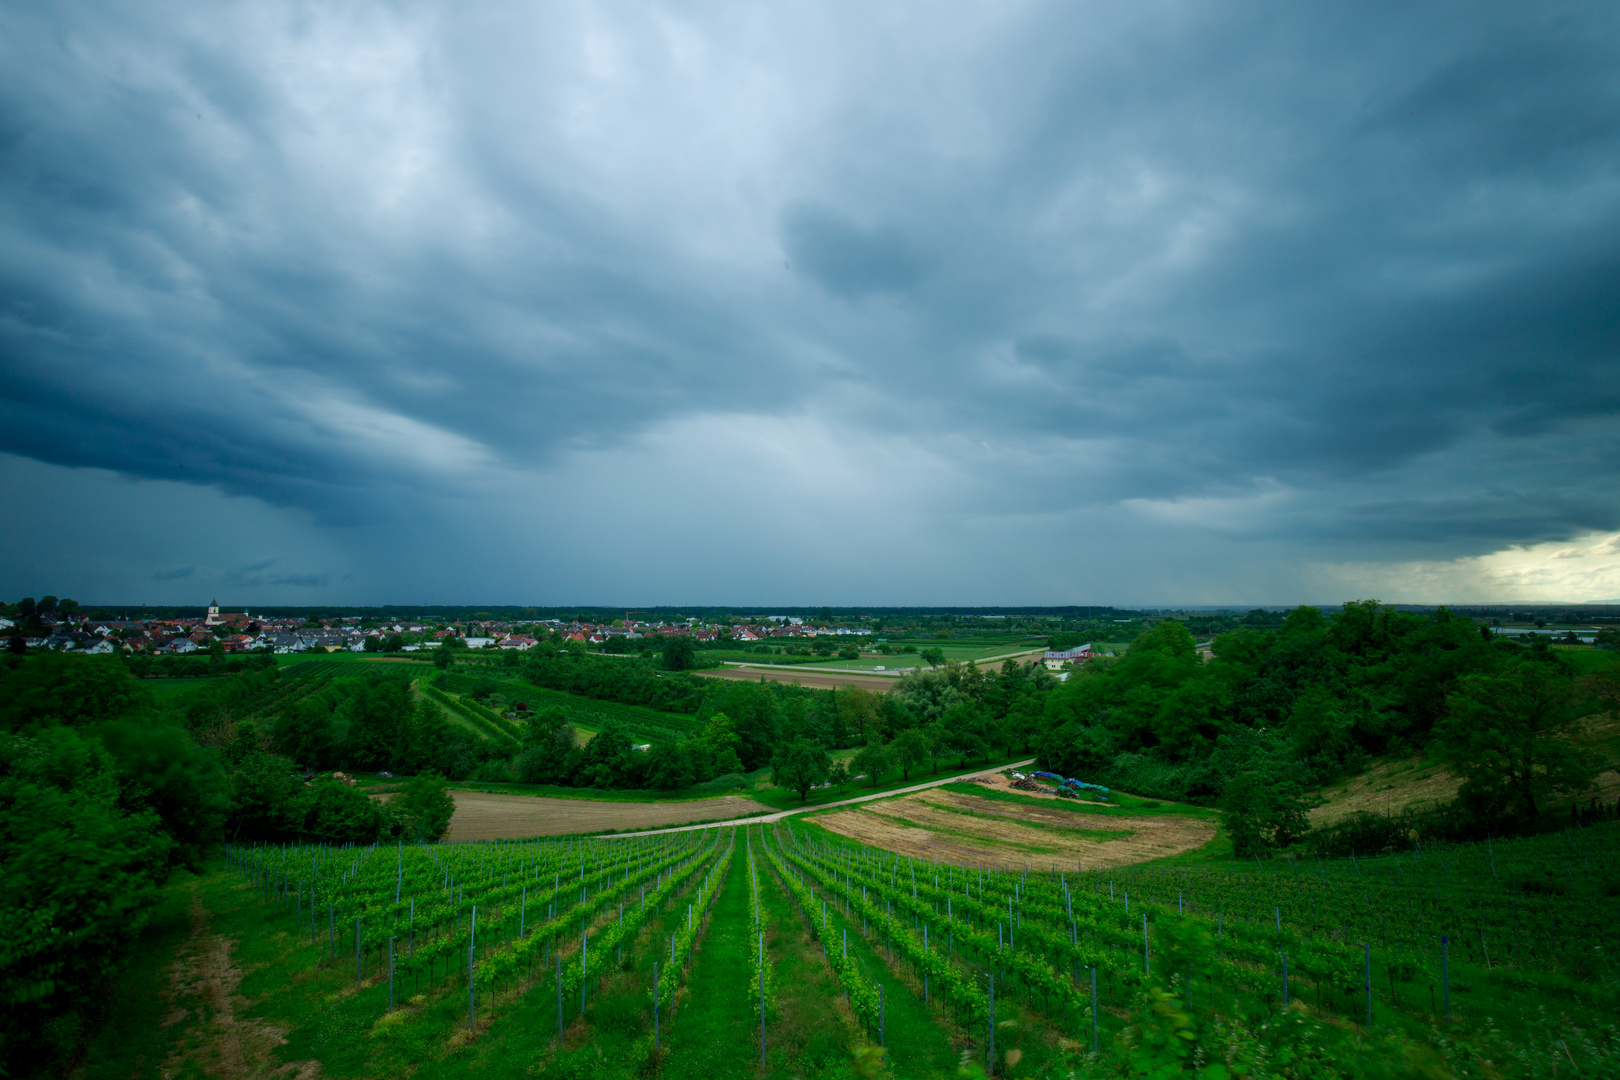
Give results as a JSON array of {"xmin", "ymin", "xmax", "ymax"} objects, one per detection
[
  {"xmin": 1049, "ymin": 630, "xmax": 1083, "ymax": 651},
  {"xmin": 0, "ymin": 654, "xmax": 153, "ymax": 733},
  {"xmin": 343, "ymin": 679, "xmax": 411, "ymax": 770},
  {"xmin": 662, "ymin": 636, "xmax": 697, "ymax": 671},
  {"xmin": 96, "ymin": 720, "xmax": 229, "ymax": 866},
  {"xmin": 273, "ymin": 699, "xmax": 335, "ymax": 769},
  {"xmin": 699, "ymin": 711, "xmax": 745, "ymax": 776},
  {"xmin": 921, "ymin": 647, "xmax": 946, "ymax": 668},
  {"xmin": 433, "ymin": 644, "xmax": 454, "ymax": 670},
  {"xmin": 1435, "ymin": 662, "xmax": 1597, "ymax": 821},
  {"xmin": 363, "ymin": 635, "xmax": 382, "ymax": 653},
  {"xmin": 515, "ymin": 707, "xmax": 578, "ymax": 785},
  {"xmin": 893, "ymin": 727, "xmax": 930, "ymax": 780},
  {"xmin": 770, "ymin": 739, "xmax": 830, "ymax": 802},
  {"xmin": 923, "ymin": 722, "xmax": 948, "ymax": 774},
  {"xmin": 1220, "ymin": 770, "xmax": 1312, "ymax": 857},
  {"xmin": 698, "ymin": 681, "xmax": 779, "ymax": 769},
  {"xmin": 394, "ymin": 772, "xmax": 454, "ymax": 840},
  {"xmin": 0, "ymin": 727, "xmax": 173, "ymax": 1075},
  {"xmin": 850, "ymin": 741, "xmax": 894, "ymax": 787},
  {"xmin": 836, "ymin": 686, "xmax": 883, "ymax": 745}
]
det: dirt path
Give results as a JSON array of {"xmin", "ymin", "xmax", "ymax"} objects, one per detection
[
  {"xmin": 604, "ymin": 759, "xmax": 1038, "ymax": 838},
  {"xmin": 161, "ymin": 884, "xmax": 319, "ymax": 1080}
]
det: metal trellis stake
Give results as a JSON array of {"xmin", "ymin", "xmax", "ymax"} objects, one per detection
[
  {"xmin": 1090, "ymin": 966, "xmax": 1098, "ymax": 1054},
  {"xmin": 1364, "ymin": 942, "xmax": 1372, "ymax": 1028}
]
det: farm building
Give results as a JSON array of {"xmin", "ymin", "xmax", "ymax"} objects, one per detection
[{"xmin": 1043, "ymin": 643, "xmax": 1094, "ymax": 669}]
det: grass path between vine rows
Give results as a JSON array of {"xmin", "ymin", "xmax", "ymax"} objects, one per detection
[{"xmin": 658, "ymin": 850, "xmax": 764, "ymax": 1080}]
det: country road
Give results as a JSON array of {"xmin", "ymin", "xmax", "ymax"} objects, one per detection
[{"xmin": 604, "ymin": 758, "xmax": 1037, "ymax": 838}]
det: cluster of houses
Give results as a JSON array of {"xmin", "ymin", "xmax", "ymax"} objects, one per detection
[
  {"xmin": 3, "ymin": 602, "xmax": 874, "ymax": 656},
  {"xmin": 557, "ymin": 619, "xmax": 869, "ymax": 647}
]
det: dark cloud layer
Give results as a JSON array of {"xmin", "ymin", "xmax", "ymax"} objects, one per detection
[{"xmin": 2, "ymin": 0, "xmax": 1618, "ymax": 602}]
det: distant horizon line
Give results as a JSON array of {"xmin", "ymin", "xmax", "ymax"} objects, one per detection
[{"xmin": 29, "ymin": 600, "xmax": 1620, "ymax": 613}]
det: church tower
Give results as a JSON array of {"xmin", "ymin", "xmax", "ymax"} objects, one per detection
[{"xmin": 207, "ymin": 599, "xmax": 220, "ymax": 625}]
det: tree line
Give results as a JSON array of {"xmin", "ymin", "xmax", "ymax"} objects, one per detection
[{"xmin": 0, "ymin": 653, "xmax": 455, "ymax": 1076}]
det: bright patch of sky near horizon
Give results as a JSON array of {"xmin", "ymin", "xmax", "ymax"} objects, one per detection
[{"xmin": 2, "ymin": 1, "xmax": 1618, "ymax": 605}]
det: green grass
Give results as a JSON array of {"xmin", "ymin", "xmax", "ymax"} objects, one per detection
[{"xmin": 658, "ymin": 852, "xmax": 770, "ymax": 1080}]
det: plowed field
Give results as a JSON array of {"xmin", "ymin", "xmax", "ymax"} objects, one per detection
[{"xmin": 441, "ymin": 790, "xmax": 771, "ymax": 840}]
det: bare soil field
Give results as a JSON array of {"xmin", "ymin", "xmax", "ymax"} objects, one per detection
[
  {"xmin": 442, "ymin": 791, "xmax": 771, "ymax": 840},
  {"xmin": 812, "ymin": 788, "xmax": 1214, "ymax": 870},
  {"xmin": 694, "ymin": 667, "xmax": 897, "ymax": 692}
]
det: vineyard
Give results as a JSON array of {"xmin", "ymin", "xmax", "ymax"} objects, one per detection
[
  {"xmin": 436, "ymin": 671, "xmax": 704, "ymax": 743},
  {"xmin": 122, "ymin": 816, "xmax": 1620, "ymax": 1080},
  {"xmin": 165, "ymin": 658, "xmax": 707, "ymax": 751}
]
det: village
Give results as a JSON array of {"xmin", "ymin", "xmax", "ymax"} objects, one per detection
[{"xmin": 0, "ymin": 598, "xmax": 883, "ymax": 656}]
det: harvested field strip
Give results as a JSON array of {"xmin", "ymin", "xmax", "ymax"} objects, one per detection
[
  {"xmin": 439, "ymin": 791, "xmax": 771, "ymax": 840},
  {"xmin": 912, "ymin": 794, "xmax": 1138, "ymax": 839},
  {"xmin": 813, "ymin": 790, "xmax": 1214, "ymax": 869}
]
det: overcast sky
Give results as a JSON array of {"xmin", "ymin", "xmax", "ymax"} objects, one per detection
[{"xmin": 3, "ymin": 0, "xmax": 1619, "ymax": 606}]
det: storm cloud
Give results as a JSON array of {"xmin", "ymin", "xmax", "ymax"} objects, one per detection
[{"xmin": 2, "ymin": 0, "xmax": 1618, "ymax": 603}]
